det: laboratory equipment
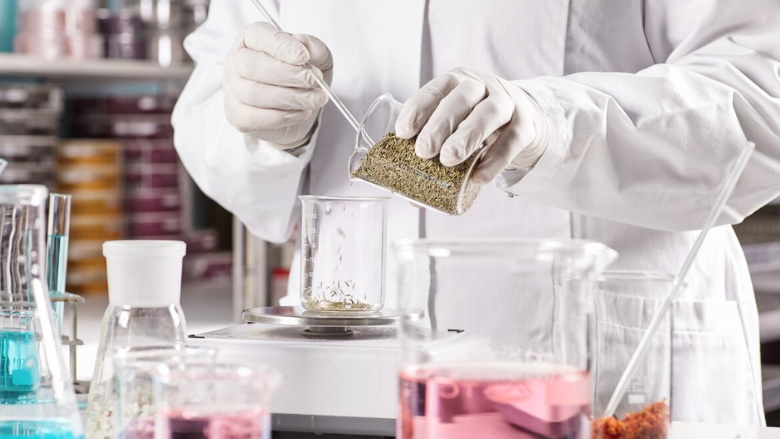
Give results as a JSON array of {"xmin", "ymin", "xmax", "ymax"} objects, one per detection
[
  {"xmin": 299, "ymin": 196, "xmax": 388, "ymax": 314},
  {"xmin": 604, "ymin": 143, "xmax": 755, "ymax": 419},
  {"xmin": 394, "ymin": 239, "xmax": 617, "ymax": 439},
  {"xmin": 242, "ymin": 306, "xmax": 420, "ymax": 337},
  {"xmin": 591, "ymin": 271, "xmax": 676, "ymax": 439},
  {"xmin": 46, "ymin": 193, "xmax": 71, "ymax": 336},
  {"xmin": 115, "ymin": 345, "xmax": 218, "ymax": 439},
  {"xmin": 349, "ymin": 94, "xmax": 486, "ymax": 216},
  {"xmin": 85, "ymin": 240, "xmax": 188, "ymax": 439},
  {"xmin": 152, "ymin": 363, "xmax": 281, "ymax": 439},
  {"xmin": 0, "ymin": 184, "xmax": 83, "ymax": 438}
]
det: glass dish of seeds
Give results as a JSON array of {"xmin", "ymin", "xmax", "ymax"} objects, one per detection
[{"xmin": 348, "ymin": 94, "xmax": 486, "ymax": 216}]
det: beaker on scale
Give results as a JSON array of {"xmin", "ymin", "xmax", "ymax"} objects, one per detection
[{"xmin": 299, "ymin": 196, "xmax": 389, "ymax": 314}]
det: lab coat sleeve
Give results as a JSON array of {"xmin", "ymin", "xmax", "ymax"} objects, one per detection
[
  {"xmin": 171, "ymin": 0, "xmax": 316, "ymax": 243},
  {"xmin": 500, "ymin": 0, "xmax": 780, "ymax": 232}
]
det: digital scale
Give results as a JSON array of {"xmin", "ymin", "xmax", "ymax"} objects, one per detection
[{"xmin": 190, "ymin": 306, "xmax": 421, "ymax": 437}]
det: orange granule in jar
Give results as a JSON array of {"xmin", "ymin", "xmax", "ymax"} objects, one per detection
[{"xmin": 592, "ymin": 401, "xmax": 670, "ymax": 439}]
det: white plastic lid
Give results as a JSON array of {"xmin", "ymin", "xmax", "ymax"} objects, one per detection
[{"xmin": 104, "ymin": 241, "xmax": 186, "ymax": 307}]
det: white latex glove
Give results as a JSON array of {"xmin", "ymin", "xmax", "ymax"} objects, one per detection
[
  {"xmin": 396, "ymin": 67, "xmax": 549, "ymax": 185},
  {"xmin": 224, "ymin": 22, "xmax": 334, "ymax": 149}
]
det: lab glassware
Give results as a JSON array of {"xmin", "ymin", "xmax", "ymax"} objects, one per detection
[
  {"xmin": 152, "ymin": 363, "xmax": 281, "ymax": 439},
  {"xmin": 115, "ymin": 345, "xmax": 218, "ymax": 439},
  {"xmin": 0, "ymin": 185, "xmax": 84, "ymax": 438},
  {"xmin": 591, "ymin": 271, "xmax": 675, "ymax": 439},
  {"xmin": 394, "ymin": 239, "xmax": 617, "ymax": 439},
  {"xmin": 85, "ymin": 240, "xmax": 188, "ymax": 439},
  {"xmin": 46, "ymin": 193, "xmax": 71, "ymax": 336},
  {"xmin": 299, "ymin": 196, "xmax": 389, "ymax": 314},
  {"xmin": 348, "ymin": 94, "xmax": 486, "ymax": 216}
]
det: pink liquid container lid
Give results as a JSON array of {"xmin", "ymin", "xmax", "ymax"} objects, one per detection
[{"xmin": 104, "ymin": 240, "xmax": 186, "ymax": 307}]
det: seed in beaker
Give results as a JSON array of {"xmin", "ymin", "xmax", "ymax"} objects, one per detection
[{"xmin": 351, "ymin": 133, "xmax": 482, "ymax": 215}]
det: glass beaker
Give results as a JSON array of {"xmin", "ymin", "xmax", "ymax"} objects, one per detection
[
  {"xmin": 0, "ymin": 185, "xmax": 83, "ymax": 438},
  {"xmin": 152, "ymin": 363, "xmax": 281, "ymax": 439},
  {"xmin": 591, "ymin": 271, "xmax": 675, "ymax": 439},
  {"xmin": 86, "ymin": 241, "xmax": 188, "ymax": 439},
  {"xmin": 348, "ymin": 94, "xmax": 486, "ymax": 216},
  {"xmin": 299, "ymin": 196, "xmax": 389, "ymax": 314},
  {"xmin": 115, "ymin": 345, "xmax": 218, "ymax": 439},
  {"xmin": 394, "ymin": 239, "xmax": 618, "ymax": 439}
]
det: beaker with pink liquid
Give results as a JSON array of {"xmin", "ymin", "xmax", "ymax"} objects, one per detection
[
  {"xmin": 152, "ymin": 363, "xmax": 281, "ymax": 439},
  {"xmin": 394, "ymin": 239, "xmax": 618, "ymax": 439}
]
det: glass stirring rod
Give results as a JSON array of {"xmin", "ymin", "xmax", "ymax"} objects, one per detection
[{"xmin": 248, "ymin": 0, "xmax": 374, "ymax": 146}]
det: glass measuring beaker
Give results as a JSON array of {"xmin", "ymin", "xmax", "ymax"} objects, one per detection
[
  {"xmin": 0, "ymin": 185, "xmax": 84, "ymax": 438},
  {"xmin": 299, "ymin": 196, "xmax": 389, "ymax": 314},
  {"xmin": 86, "ymin": 241, "xmax": 188, "ymax": 439},
  {"xmin": 591, "ymin": 271, "xmax": 675, "ymax": 439},
  {"xmin": 348, "ymin": 94, "xmax": 486, "ymax": 216},
  {"xmin": 115, "ymin": 345, "xmax": 218, "ymax": 439},
  {"xmin": 394, "ymin": 239, "xmax": 617, "ymax": 439},
  {"xmin": 152, "ymin": 363, "xmax": 281, "ymax": 439}
]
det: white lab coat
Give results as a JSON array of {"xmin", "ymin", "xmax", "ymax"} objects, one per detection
[{"xmin": 172, "ymin": 0, "xmax": 780, "ymax": 425}]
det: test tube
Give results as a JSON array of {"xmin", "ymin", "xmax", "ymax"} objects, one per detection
[{"xmin": 47, "ymin": 194, "xmax": 71, "ymax": 336}]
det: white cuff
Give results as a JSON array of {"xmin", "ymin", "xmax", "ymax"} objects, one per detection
[{"xmin": 498, "ymin": 79, "xmax": 568, "ymax": 194}]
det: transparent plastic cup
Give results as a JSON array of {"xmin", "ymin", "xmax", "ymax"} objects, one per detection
[
  {"xmin": 152, "ymin": 363, "xmax": 281, "ymax": 439},
  {"xmin": 591, "ymin": 271, "xmax": 676, "ymax": 439},
  {"xmin": 115, "ymin": 345, "xmax": 218, "ymax": 439},
  {"xmin": 394, "ymin": 239, "xmax": 618, "ymax": 439},
  {"xmin": 299, "ymin": 196, "xmax": 389, "ymax": 314},
  {"xmin": 348, "ymin": 94, "xmax": 486, "ymax": 216}
]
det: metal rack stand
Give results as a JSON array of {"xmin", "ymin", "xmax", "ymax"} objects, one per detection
[{"xmin": 52, "ymin": 292, "xmax": 86, "ymax": 393}]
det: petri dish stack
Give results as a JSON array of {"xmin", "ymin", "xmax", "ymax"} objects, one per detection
[
  {"xmin": 0, "ymin": 84, "xmax": 63, "ymax": 187},
  {"xmin": 56, "ymin": 139, "xmax": 124, "ymax": 295},
  {"xmin": 15, "ymin": 0, "xmax": 103, "ymax": 60}
]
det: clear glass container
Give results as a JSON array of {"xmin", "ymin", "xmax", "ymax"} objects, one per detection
[
  {"xmin": 299, "ymin": 196, "xmax": 388, "ymax": 314},
  {"xmin": 152, "ymin": 363, "xmax": 281, "ymax": 439},
  {"xmin": 394, "ymin": 239, "xmax": 618, "ymax": 439},
  {"xmin": 0, "ymin": 184, "xmax": 83, "ymax": 438},
  {"xmin": 85, "ymin": 241, "xmax": 188, "ymax": 439},
  {"xmin": 348, "ymin": 94, "xmax": 486, "ymax": 216},
  {"xmin": 591, "ymin": 271, "xmax": 675, "ymax": 439},
  {"xmin": 115, "ymin": 345, "xmax": 218, "ymax": 439}
]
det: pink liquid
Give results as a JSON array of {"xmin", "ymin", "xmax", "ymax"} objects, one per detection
[
  {"xmin": 155, "ymin": 407, "xmax": 268, "ymax": 439},
  {"xmin": 119, "ymin": 418, "xmax": 155, "ymax": 439},
  {"xmin": 399, "ymin": 362, "xmax": 591, "ymax": 439}
]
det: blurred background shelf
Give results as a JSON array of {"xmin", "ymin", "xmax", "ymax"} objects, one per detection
[{"xmin": 0, "ymin": 54, "xmax": 193, "ymax": 81}]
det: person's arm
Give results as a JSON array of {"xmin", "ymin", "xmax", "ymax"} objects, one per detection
[
  {"xmin": 171, "ymin": 2, "xmax": 326, "ymax": 242},
  {"xmin": 501, "ymin": 0, "xmax": 780, "ymax": 232}
]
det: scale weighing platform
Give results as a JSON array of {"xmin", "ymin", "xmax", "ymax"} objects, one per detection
[{"xmin": 189, "ymin": 306, "xmax": 421, "ymax": 437}]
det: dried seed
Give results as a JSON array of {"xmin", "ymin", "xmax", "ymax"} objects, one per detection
[{"xmin": 351, "ymin": 133, "xmax": 482, "ymax": 215}]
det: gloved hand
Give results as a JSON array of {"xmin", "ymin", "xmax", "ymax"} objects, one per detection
[
  {"xmin": 395, "ymin": 67, "xmax": 549, "ymax": 185},
  {"xmin": 224, "ymin": 22, "xmax": 333, "ymax": 148}
]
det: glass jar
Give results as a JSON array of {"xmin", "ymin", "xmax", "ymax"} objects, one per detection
[
  {"xmin": 85, "ymin": 241, "xmax": 188, "ymax": 439},
  {"xmin": 591, "ymin": 271, "xmax": 675, "ymax": 439},
  {"xmin": 348, "ymin": 94, "xmax": 486, "ymax": 216},
  {"xmin": 153, "ymin": 363, "xmax": 281, "ymax": 439},
  {"xmin": 299, "ymin": 196, "xmax": 389, "ymax": 314},
  {"xmin": 394, "ymin": 239, "xmax": 617, "ymax": 439}
]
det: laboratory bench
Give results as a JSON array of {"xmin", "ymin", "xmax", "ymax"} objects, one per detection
[{"xmin": 267, "ymin": 422, "xmax": 780, "ymax": 438}]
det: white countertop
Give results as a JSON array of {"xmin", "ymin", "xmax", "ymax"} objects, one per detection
[{"xmin": 673, "ymin": 423, "xmax": 780, "ymax": 439}]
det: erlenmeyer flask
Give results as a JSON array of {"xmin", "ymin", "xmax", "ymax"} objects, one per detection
[
  {"xmin": 86, "ymin": 241, "xmax": 188, "ymax": 439},
  {"xmin": 0, "ymin": 185, "xmax": 84, "ymax": 438}
]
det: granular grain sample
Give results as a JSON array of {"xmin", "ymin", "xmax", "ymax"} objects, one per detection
[
  {"xmin": 592, "ymin": 400, "xmax": 670, "ymax": 439},
  {"xmin": 351, "ymin": 133, "xmax": 482, "ymax": 215}
]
